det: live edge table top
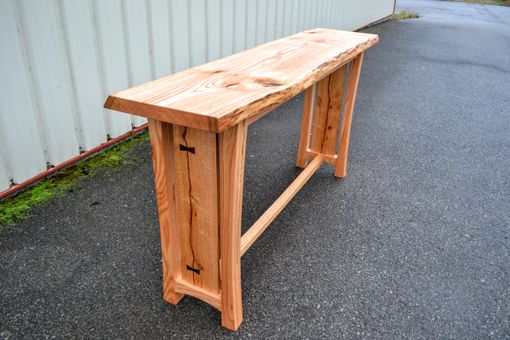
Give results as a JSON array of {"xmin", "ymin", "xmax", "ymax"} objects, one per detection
[{"xmin": 104, "ymin": 28, "xmax": 378, "ymax": 133}]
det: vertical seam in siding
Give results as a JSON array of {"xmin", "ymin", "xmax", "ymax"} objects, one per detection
[
  {"xmin": 90, "ymin": 0, "xmax": 112, "ymax": 139},
  {"xmin": 309, "ymin": 0, "xmax": 315, "ymax": 28},
  {"xmin": 324, "ymin": 0, "xmax": 329, "ymax": 27},
  {"xmin": 168, "ymin": 0, "xmax": 176, "ymax": 73},
  {"xmin": 120, "ymin": 0, "xmax": 135, "ymax": 128},
  {"xmin": 204, "ymin": 0, "xmax": 209, "ymax": 62},
  {"xmin": 293, "ymin": 0, "xmax": 298, "ymax": 33},
  {"xmin": 275, "ymin": 0, "xmax": 280, "ymax": 37},
  {"xmin": 272, "ymin": 0, "xmax": 278, "ymax": 38},
  {"xmin": 0, "ymin": 106, "xmax": 14, "ymax": 184},
  {"xmin": 232, "ymin": 0, "xmax": 237, "ymax": 51},
  {"xmin": 121, "ymin": 0, "xmax": 132, "ymax": 87},
  {"xmin": 304, "ymin": 0, "xmax": 309, "ymax": 29},
  {"xmin": 337, "ymin": 0, "xmax": 342, "ymax": 28},
  {"xmin": 324, "ymin": 0, "xmax": 328, "ymax": 28},
  {"xmin": 254, "ymin": 0, "xmax": 260, "ymax": 43},
  {"xmin": 330, "ymin": 0, "xmax": 336, "ymax": 28},
  {"xmin": 243, "ymin": 0, "xmax": 248, "ymax": 50},
  {"xmin": 13, "ymin": 0, "xmax": 50, "ymax": 167},
  {"xmin": 298, "ymin": 0, "xmax": 305, "ymax": 31},
  {"xmin": 279, "ymin": 0, "xmax": 285, "ymax": 37},
  {"xmin": 263, "ymin": 0, "xmax": 269, "ymax": 42},
  {"xmin": 312, "ymin": 0, "xmax": 316, "ymax": 28},
  {"xmin": 329, "ymin": 0, "xmax": 335, "ymax": 28},
  {"xmin": 186, "ymin": 0, "xmax": 193, "ymax": 66},
  {"xmin": 315, "ymin": 0, "xmax": 320, "ymax": 28},
  {"xmin": 227, "ymin": 0, "xmax": 233, "ymax": 55},
  {"xmin": 309, "ymin": 0, "xmax": 314, "ymax": 28},
  {"xmin": 298, "ymin": 0, "xmax": 302, "ymax": 31},
  {"xmin": 306, "ymin": 0, "xmax": 310, "ymax": 29},
  {"xmin": 233, "ymin": 1, "xmax": 237, "ymax": 50},
  {"xmin": 219, "ymin": 0, "xmax": 224, "ymax": 57},
  {"xmin": 146, "ymin": 0, "xmax": 156, "ymax": 80},
  {"xmin": 341, "ymin": 0, "xmax": 346, "ymax": 30},
  {"xmin": 57, "ymin": 0, "xmax": 85, "ymax": 152},
  {"xmin": 321, "ymin": 0, "xmax": 328, "ymax": 28}
]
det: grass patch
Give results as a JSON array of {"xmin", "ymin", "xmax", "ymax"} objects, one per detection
[
  {"xmin": 0, "ymin": 131, "xmax": 149, "ymax": 230},
  {"xmin": 392, "ymin": 10, "xmax": 420, "ymax": 20},
  {"xmin": 447, "ymin": 0, "xmax": 510, "ymax": 6}
]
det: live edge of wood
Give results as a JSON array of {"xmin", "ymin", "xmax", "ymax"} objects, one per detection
[{"xmin": 104, "ymin": 28, "xmax": 378, "ymax": 133}]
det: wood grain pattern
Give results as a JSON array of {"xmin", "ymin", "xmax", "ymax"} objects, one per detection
[
  {"xmin": 218, "ymin": 121, "xmax": 248, "ymax": 331},
  {"xmin": 240, "ymin": 154, "xmax": 323, "ymax": 256},
  {"xmin": 311, "ymin": 65, "xmax": 346, "ymax": 155},
  {"xmin": 172, "ymin": 125, "xmax": 220, "ymax": 294},
  {"xmin": 147, "ymin": 119, "xmax": 183, "ymax": 304},
  {"xmin": 175, "ymin": 279, "xmax": 221, "ymax": 310},
  {"xmin": 335, "ymin": 53, "xmax": 364, "ymax": 178},
  {"xmin": 105, "ymin": 28, "xmax": 378, "ymax": 132},
  {"xmin": 295, "ymin": 84, "xmax": 316, "ymax": 168}
]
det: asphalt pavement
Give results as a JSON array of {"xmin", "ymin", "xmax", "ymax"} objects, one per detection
[{"xmin": 1, "ymin": 0, "xmax": 509, "ymax": 338}]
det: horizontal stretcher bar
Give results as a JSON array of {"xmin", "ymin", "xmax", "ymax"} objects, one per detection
[
  {"xmin": 305, "ymin": 149, "xmax": 338, "ymax": 166},
  {"xmin": 240, "ymin": 154, "xmax": 324, "ymax": 256}
]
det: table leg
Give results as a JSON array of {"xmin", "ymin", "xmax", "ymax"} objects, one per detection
[
  {"xmin": 296, "ymin": 84, "xmax": 316, "ymax": 168},
  {"xmin": 172, "ymin": 125, "xmax": 220, "ymax": 294},
  {"xmin": 219, "ymin": 121, "xmax": 248, "ymax": 331},
  {"xmin": 335, "ymin": 53, "xmax": 364, "ymax": 178},
  {"xmin": 311, "ymin": 64, "xmax": 347, "ymax": 156},
  {"xmin": 147, "ymin": 119, "xmax": 184, "ymax": 304},
  {"xmin": 148, "ymin": 118, "xmax": 248, "ymax": 331},
  {"xmin": 298, "ymin": 53, "xmax": 365, "ymax": 178},
  {"xmin": 300, "ymin": 64, "xmax": 346, "ymax": 169},
  {"xmin": 149, "ymin": 119, "xmax": 222, "ymax": 306}
]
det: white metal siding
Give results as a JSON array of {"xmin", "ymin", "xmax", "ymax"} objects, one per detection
[{"xmin": 0, "ymin": 0, "xmax": 394, "ymax": 192}]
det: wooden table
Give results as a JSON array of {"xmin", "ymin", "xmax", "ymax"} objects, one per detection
[{"xmin": 105, "ymin": 28, "xmax": 378, "ymax": 331}]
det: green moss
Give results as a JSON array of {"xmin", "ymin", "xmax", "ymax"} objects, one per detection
[
  {"xmin": 392, "ymin": 10, "xmax": 420, "ymax": 20},
  {"xmin": 0, "ymin": 131, "xmax": 149, "ymax": 230}
]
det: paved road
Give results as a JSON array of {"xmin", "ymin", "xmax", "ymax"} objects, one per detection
[{"xmin": 1, "ymin": 0, "xmax": 509, "ymax": 338}]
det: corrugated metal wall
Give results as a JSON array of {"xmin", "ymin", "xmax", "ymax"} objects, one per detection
[{"xmin": 0, "ymin": 0, "xmax": 394, "ymax": 192}]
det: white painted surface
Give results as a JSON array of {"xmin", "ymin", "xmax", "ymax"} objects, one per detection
[
  {"xmin": 0, "ymin": 1, "xmax": 47, "ymax": 185},
  {"xmin": 19, "ymin": 0, "xmax": 80, "ymax": 166},
  {"xmin": 0, "ymin": 0, "xmax": 394, "ymax": 192}
]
